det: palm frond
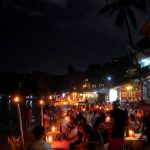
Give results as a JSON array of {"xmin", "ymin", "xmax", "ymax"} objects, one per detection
[
  {"xmin": 8, "ymin": 136, "xmax": 22, "ymax": 150},
  {"xmin": 134, "ymin": 0, "xmax": 146, "ymax": 12},
  {"xmin": 127, "ymin": 7, "xmax": 137, "ymax": 30},
  {"xmin": 99, "ymin": 2, "xmax": 116, "ymax": 13},
  {"xmin": 109, "ymin": 7, "xmax": 117, "ymax": 16},
  {"xmin": 115, "ymin": 8, "xmax": 125, "ymax": 27}
]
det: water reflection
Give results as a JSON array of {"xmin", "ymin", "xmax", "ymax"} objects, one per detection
[{"xmin": 8, "ymin": 99, "xmax": 11, "ymax": 111}]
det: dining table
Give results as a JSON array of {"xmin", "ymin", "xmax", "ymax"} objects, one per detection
[
  {"xmin": 51, "ymin": 140, "xmax": 70, "ymax": 150},
  {"xmin": 124, "ymin": 133, "xmax": 147, "ymax": 150}
]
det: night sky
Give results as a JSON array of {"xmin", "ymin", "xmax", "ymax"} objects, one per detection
[{"xmin": 0, "ymin": 0, "xmax": 150, "ymax": 74}]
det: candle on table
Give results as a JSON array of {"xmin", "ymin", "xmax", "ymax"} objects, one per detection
[
  {"xmin": 52, "ymin": 126, "xmax": 56, "ymax": 132},
  {"xmin": 105, "ymin": 116, "xmax": 110, "ymax": 123},
  {"xmin": 47, "ymin": 136, "xmax": 52, "ymax": 142},
  {"xmin": 65, "ymin": 116, "xmax": 68, "ymax": 121},
  {"xmin": 129, "ymin": 130, "xmax": 134, "ymax": 137}
]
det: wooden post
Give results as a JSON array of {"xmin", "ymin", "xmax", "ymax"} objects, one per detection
[
  {"xmin": 40, "ymin": 100, "xmax": 44, "ymax": 126},
  {"xmin": 17, "ymin": 103, "xmax": 24, "ymax": 150}
]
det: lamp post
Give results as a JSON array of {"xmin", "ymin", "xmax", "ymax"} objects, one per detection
[
  {"xmin": 106, "ymin": 76, "xmax": 112, "ymax": 102},
  {"xmin": 40, "ymin": 100, "xmax": 44, "ymax": 126},
  {"xmin": 14, "ymin": 97, "xmax": 24, "ymax": 150}
]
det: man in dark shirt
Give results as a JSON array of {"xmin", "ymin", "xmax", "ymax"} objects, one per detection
[
  {"xmin": 139, "ymin": 100, "xmax": 150, "ymax": 150},
  {"xmin": 108, "ymin": 101, "xmax": 128, "ymax": 150}
]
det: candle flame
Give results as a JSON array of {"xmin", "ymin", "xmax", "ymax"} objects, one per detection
[
  {"xmin": 65, "ymin": 116, "xmax": 68, "ymax": 121},
  {"xmin": 52, "ymin": 127, "xmax": 55, "ymax": 132},
  {"xmin": 40, "ymin": 100, "xmax": 43, "ymax": 105},
  {"xmin": 106, "ymin": 116, "xmax": 110, "ymax": 122},
  {"xmin": 48, "ymin": 136, "xmax": 52, "ymax": 142},
  {"xmin": 14, "ymin": 97, "xmax": 19, "ymax": 102},
  {"xmin": 129, "ymin": 130, "xmax": 134, "ymax": 137}
]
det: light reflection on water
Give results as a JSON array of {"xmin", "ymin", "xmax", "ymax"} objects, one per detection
[
  {"xmin": 8, "ymin": 99, "xmax": 11, "ymax": 111},
  {"xmin": 0, "ymin": 98, "xmax": 33, "ymax": 112}
]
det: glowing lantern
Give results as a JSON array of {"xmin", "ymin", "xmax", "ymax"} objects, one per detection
[
  {"xmin": 52, "ymin": 126, "xmax": 56, "ymax": 132},
  {"xmin": 14, "ymin": 97, "xmax": 19, "ymax": 103},
  {"xmin": 82, "ymin": 108, "xmax": 86, "ymax": 112},
  {"xmin": 105, "ymin": 116, "xmax": 110, "ymax": 123},
  {"xmin": 129, "ymin": 130, "xmax": 134, "ymax": 137},
  {"xmin": 47, "ymin": 136, "xmax": 52, "ymax": 142},
  {"xmin": 106, "ymin": 108, "xmax": 109, "ymax": 111},
  {"xmin": 40, "ymin": 100, "xmax": 43, "ymax": 105}
]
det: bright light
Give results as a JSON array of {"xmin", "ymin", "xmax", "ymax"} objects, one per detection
[
  {"xmin": 107, "ymin": 76, "xmax": 112, "ymax": 81},
  {"xmin": 65, "ymin": 116, "xmax": 68, "ymax": 121},
  {"xmin": 14, "ymin": 97, "xmax": 19, "ymax": 103},
  {"xmin": 109, "ymin": 89, "xmax": 117, "ymax": 102},
  {"xmin": 62, "ymin": 93, "xmax": 65, "ymax": 98},
  {"xmin": 49, "ymin": 96, "xmax": 52, "ymax": 100},
  {"xmin": 126, "ymin": 86, "xmax": 132, "ymax": 90},
  {"xmin": 40, "ymin": 100, "xmax": 43, "ymax": 105},
  {"xmin": 52, "ymin": 126, "xmax": 56, "ymax": 132},
  {"xmin": 105, "ymin": 116, "xmax": 110, "ymax": 123},
  {"xmin": 129, "ymin": 130, "xmax": 134, "ymax": 137},
  {"xmin": 106, "ymin": 108, "xmax": 109, "ymax": 111},
  {"xmin": 83, "ymin": 84, "xmax": 87, "ymax": 88},
  {"xmin": 140, "ymin": 57, "xmax": 150, "ymax": 67},
  {"xmin": 82, "ymin": 108, "xmax": 86, "ymax": 112},
  {"xmin": 68, "ymin": 97, "xmax": 70, "ymax": 101},
  {"xmin": 47, "ymin": 136, "xmax": 52, "ymax": 142},
  {"xmin": 94, "ymin": 91, "xmax": 97, "ymax": 94}
]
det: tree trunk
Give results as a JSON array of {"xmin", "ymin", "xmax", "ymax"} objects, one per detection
[{"xmin": 125, "ymin": 17, "xmax": 133, "ymax": 47}]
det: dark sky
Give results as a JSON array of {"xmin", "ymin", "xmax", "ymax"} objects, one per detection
[{"xmin": 0, "ymin": 0, "xmax": 150, "ymax": 74}]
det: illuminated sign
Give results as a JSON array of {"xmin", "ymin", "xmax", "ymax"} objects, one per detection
[
  {"xmin": 139, "ymin": 57, "xmax": 150, "ymax": 68},
  {"xmin": 109, "ymin": 89, "xmax": 117, "ymax": 102}
]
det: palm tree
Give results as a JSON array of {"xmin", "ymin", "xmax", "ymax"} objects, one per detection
[{"xmin": 100, "ymin": 0, "xmax": 146, "ymax": 47}]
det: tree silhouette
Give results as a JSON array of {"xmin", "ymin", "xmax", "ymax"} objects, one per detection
[{"xmin": 100, "ymin": 0, "xmax": 146, "ymax": 47}]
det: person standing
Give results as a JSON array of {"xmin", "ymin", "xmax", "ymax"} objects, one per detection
[
  {"xmin": 108, "ymin": 101, "xmax": 128, "ymax": 150},
  {"xmin": 139, "ymin": 100, "xmax": 150, "ymax": 150},
  {"xmin": 26, "ymin": 106, "xmax": 32, "ymax": 130}
]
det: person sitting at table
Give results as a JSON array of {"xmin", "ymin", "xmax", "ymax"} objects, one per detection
[
  {"xmin": 69, "ymin": 123, "xmax": 84, "ymax": 150},
  {"xmin": 66, "ymin": 116, "xmax": 74, "ymax": 130},
  {"xmin": 80, "ymin": 124, "xmax": 92, "ymax": 150},
  {"xmin": 129, "ymin": 114, "xmax": 140, "ymax": 132},
  {"xmin": 90, "ymin": 117, "xmax": 105, "ymax": 150},
  {"xmin": 66, "ymin": 118, "xmax": 78, "ymax": 140},
  {"xmin": 67, "ymin": 109, "xmax": 73, "ymax": 118},
  {"xmin": 139, "ymin": 100, "xmax": 150, "ymax": 149},
  {"xmin": 96, "ymin": 115, "xmax": 109, "ymax": 144},
  {"xmin": 56, "ymin": 117, "xmax": 76, "ymax": 140},
  {"xmin": 28, "ymin": 126, "xmax": 51, "ymax": 150}
]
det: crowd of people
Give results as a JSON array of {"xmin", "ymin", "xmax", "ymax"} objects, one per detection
[{"xmin": 29, "ymin": 99, "xmax": 150, "ymax": 150}]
